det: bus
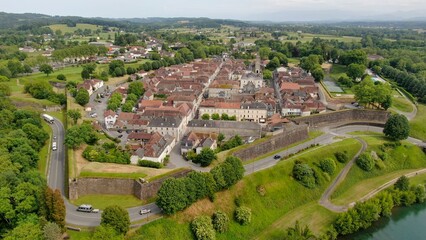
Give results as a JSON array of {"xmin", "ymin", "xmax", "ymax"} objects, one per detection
[{"xmin": 42, "ymin": 114, "xmax": 54, "ymax": 124}]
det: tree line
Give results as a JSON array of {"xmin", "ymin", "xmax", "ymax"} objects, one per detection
[
  {"xmin": 0, "ymin": 98, "xmax": 65, "ymax": 239},
  {"xmin": 156, "ymin": 156, "xmax": 245, "ymax": 215}
]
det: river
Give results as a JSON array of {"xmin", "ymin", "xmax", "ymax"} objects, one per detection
[{"xmin": 346, "ymin": 203, "xmax": 426, "ymax": 240}]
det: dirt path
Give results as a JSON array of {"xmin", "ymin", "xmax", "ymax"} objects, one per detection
[
  {"xmin": 318, "ymin": 137, "xmax": 367, "ymax": 212},
  {"xmin": 355, "ymin": 168, "xmax": 426, "ymax": 204}
]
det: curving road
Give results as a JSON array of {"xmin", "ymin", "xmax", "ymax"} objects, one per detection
[
  {"xmin": 47, "ymin": 117, "xmax": 161, "ymax": 227},
  {"xmin": 47, "ymin": 118, "xmax": 425, "ymax": 227}
]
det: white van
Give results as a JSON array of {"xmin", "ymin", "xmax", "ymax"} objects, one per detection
[
  {"xmin": 52, "ymin": 142, "xmax": 57, "ymax": 151},
  {"xmin": 77, "ymin": 204, "xmax": 94, "ymax": 212}
]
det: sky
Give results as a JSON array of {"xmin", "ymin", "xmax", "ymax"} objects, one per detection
[{"xmin": 2, "ymin": 0, "xmax": 426, "ymax": 21}]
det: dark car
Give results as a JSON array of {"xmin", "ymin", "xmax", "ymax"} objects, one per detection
[
  {"xmin": 117, "ymin": 129, "xmax": 123, "ymax": 133},
  {"xmin": 273, "ymin": 155, "xmax": 281, "ymax": 159},
  {"xmin": 118, "ymin": 135, "xmax": 123, "ymax": 138}
]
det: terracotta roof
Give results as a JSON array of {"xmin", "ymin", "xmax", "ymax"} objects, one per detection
[
  {"xmin": 104, "ymin": 110, "xmax": 116, "ymax": 118},
  {"xmin": 280, "ymin": 82, "xmax": 301, "ymax": 91},
  {"xmin": 117, "ymin": 112, "xmax": 136, "ymax": 121}
]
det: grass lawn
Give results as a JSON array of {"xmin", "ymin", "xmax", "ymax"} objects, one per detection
[
  {"xmin": 257, "ymin": 202, "xmax": 337, "ymax": 240},
  {"xmin": 391, "ymin": 90, "xmax": 413, "ymax": 113},
  {"xmin": 133, "ymin": 138, "xmax": 361, "ymax": 239},
  {"xmin": 329, "ymin": 64, "xmax": 347, "ymax": 81},
  {"xmin": 49, "ymin": 24, "xmax": 102, "ymax": 34},
  {"xmin": 410, "ymin": 172, "xmax": 426, "ymax": 186},
  {"xmin": 17, "ymin": 65, "xmax": 84, "ymax": 84},
  {"xmin": 331, "ymin": 134, "xmax": 426, "ymax": 205},
  {"xmin": 79, "ymin": 171, "xmax": 147, "ymax": 179},
  {"xmin": 410, "ymin": 103, "xmax": 426, "ymax": 141},
  {"xmin": 69, "ymin": 148, "xmax": 77, "ymax": 179},
  {"xmin": 71, "ymin": 194, "xmax": 144, "ymax": 210},
  {"xmin": 38, "ymin": 121, "xmax": 52, "ymax": 177},
  {"xmin": 216, "ymin": 131, "xmax": 323, "ymax": 166},
  {"xmin": 66, "ymin": 230, "xmax": 94, "ymax": 240}
]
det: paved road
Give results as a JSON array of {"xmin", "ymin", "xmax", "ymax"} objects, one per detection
[
  {"xmin": 48, "ymin": 119, "xmax": 425, "ymax": 227},
  {"xmin": 319, "ymin": 137, "xmax": 367, "ymax": 212},
  {"xmin": 391, "ymin": 88, "xmax": 417, "ymax": 121},
  {"xmin": 47, "ymin": 117, "xmax": 161, "ymax": 227}
]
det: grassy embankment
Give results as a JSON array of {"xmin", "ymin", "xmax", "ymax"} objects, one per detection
[
  {"xmin": 215, "ymin": 130, "xmax": 323, "ymax": 166},
  {"xmin": 130, "ymin": 138, "xmax": 361, "ymax": 239},
  {"xmin": 410, "ymin": 103, "xmax": 426, "ymax": 141},
  {"xmin": 71, "ymin": 194, "xmax": 144, "ymax": 210},
  {"xmin": 331, "ymin": 133, "xmax": 426, "ymax": 206},
  {"xmin": 391, "ymin": 90, "xmax": 414, "ymax": 113}
]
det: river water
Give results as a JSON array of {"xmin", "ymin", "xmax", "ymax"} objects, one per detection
[{"xmin": 346, "ymin": 203, "xmax": 426, "ymax": 240}]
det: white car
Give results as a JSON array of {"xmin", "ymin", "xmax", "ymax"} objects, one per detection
[
  {"xmin": 140, "ymin": 209, "xmax": 151, "ymax": 215},
  {"xmin": 91, "ymin": 208, "xmax": 100, "ymax": 213}
]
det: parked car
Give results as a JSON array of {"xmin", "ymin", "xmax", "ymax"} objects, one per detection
[
  {"xmin": 118, "ymin": 135, "xmax": 123, "ymax": 138},
  {"xmin": 273, "ymin": 155, "xmax": 281, "ymax": 159},
  {"xmin": 117, "ymin": 129, "xmax": 123, "ymax": 133},
  {"xmin": 90, "ymin": 112, "xmax": 97, "ymax": 118},
  {"xmin": 77, "ymin": 204, "xmax": 98, "ymax": 213},
  {"xmin": 140, "ymin": 209, "xmax": 151, "ymax": 215}
]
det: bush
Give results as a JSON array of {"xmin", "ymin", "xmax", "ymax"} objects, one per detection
[
  {"xmin": 235, "ymin": 206, "xmax": 251, "ymax": 225},
  {"xmin": 191, "ymin": 216, "xmax": 216, "ymax": 240},
  {"xmin": 292, "ymin": 161, "xmax": 317, "ymax": 189},
  {"xmin": 137, "ymin": 160, "xmax": 163, "ymax": 168},
  {"xmin": 394, "ymin": 175, "xmax": 409, "ymax": 191},
  {"xmin": 335, "ymin": 151, "xmax": 349, "ymax": 163},
  {"xmin": 212, "ymin": 211, "xmax": 229, "ymax": 233},
  {"xmin": 319, "ymin": 158, "xmax": 336, "ymax": 175},
  {"xmin": 56, "ymin": 74, "xmax": 66, "ymax": 81},
  {"xmin": 356, "ymin": 153, "xmax": 375, "ymax": 171}
]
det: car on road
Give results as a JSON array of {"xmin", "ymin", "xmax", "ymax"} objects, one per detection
[
  {"xmin": 52, "ymin": 142, "xmax": 57, "ymax": 151},
  {"xmin": 140, "ymin": 209, "xmax": 151, "ymax": 215},
  {"xmin": 118, "ymin": 135, "xmax": 123, "ymax": 138},
  {"xmin": 77, "ymin": 204, "xmax": 99, "ymax": 213},
  {"xmin": 273, "ymin": 155, "xmax": 281, "ymax": 159},
  {"xmin": 90, "ymin": 112, "xmax": 97, "ymax": 118}
]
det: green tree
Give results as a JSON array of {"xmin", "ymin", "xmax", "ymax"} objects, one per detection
[
  {"xmin": 7, "ymin": 59, "xmax": 23, "ymax": 77},
  {"xmin": 284, "ymin": 221, "xmax": 316, "ymax": 240},
  {"xmin": 217, "ymin": 133, "xmax": 225, "ymax": 143},
  {"xmin": 258, "ymin": 47, "xmax": 271, "ymax": 60},
  {"xmin": 75, "ymin": 88, "xmax": 90, "ymax": 106},
  {"xmin": 39, "ymin": 64, "xmax": 53, "ymax": 76},
  {"xmin": 67, "ymin": 109, "xmax": 82, "ymax": 124},
  {"xmin": 212, "ymin": 211, "xmax": 229, "ymax": 233},
  {"xmin": 211, "ymin": 113, "xmax": 220, "ymax": 120},
  {"xmin": 101, "ymin": 205, "xmax": 130, "ymax": 235},
  {"xmin": 0, "ymin": 83, "xmax": 11, "ymax": 97},
  {"xmin": 81, "ymin": 68, "xmax": 90, "ymax": 80},
  {"xmin": 156, "ymin": 178, "xmax": 189, "ymax": 215},
  {"xmin": 347, "ymin": 63, "xmax": 366, "ymax": 80},
  {"xmin": 394, "ymin": 175, "xmax": 409, "ymax": 191},
  {"xmin": 92, "ymin": 225, "xmax": 124, "ymax": 240},
  {"xmin": 191, "ymin": 215, "xmax": 216, "ymax": 240},
  {"xmin": 263, "ymin": 69, "xmax": 272, "ymax": 80},
  {"xmin": 383, "ymin": 114, "xmax": 410, "ymax": 141},
  {"xmin": 3, "ymin": 222, "xmax": 43, "ymax": 240},
  {"xmin": 56, "ymin": 74, "xmax": 66, "ymax": 81},
  {"xmin": 266, "ymin": 57, "xmax": 280, "ymax": 70},
  {"xmin": 201, "ymin": 113, "xmax": 210, "ymax": 120},
  {"xmin": 235, "ymin": 206, "xmax": 251, "ymax": 225},
  {"xmin": 194, "ymin": 148, "xmax": 217, "ymax": 167},
  {"xmin": 43, "ymin": 188, "xmax": 66, "ymax": 230},
  {"xmin": 319, "ymin": 158, "xmax": 336, "ymax": 175},
  {"xmin": 292, "ymin": 161, "xmax": 317, "ymax": 189},
  {"xmin": 356, "ymin": 153, "xmax": 375, "ymax": 171},
  {"xmin": 311, "ymin": 67, "xmax": 324, "ymax": 81},
  {"xmin": 127, "ymin": 81, "xmax": 145, "ymax": 98},
  {"xmin": 43, "ymin": 222, "xmax": 62, "ymax": 240},
  {"xmin": 122, "ymin": 101, "xmax": 135, "ymax": 112}
]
